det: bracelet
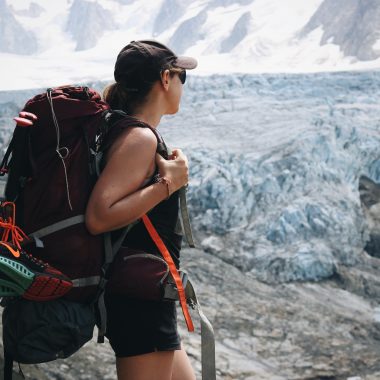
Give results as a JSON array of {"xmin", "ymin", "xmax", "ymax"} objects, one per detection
[{"xmin": 157, "ymin": 176, "xmax": 172, "ymax": 199}]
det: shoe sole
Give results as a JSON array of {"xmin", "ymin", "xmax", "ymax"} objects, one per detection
[
  {"xmin": 24, "ymin": 275, "xmax": 73, "ymax": 301},
  {"xmin": 0, "ymin": 275, "xmax": 24, "ymax": 294},
  {"xmin": 0, "ymin": 283, "xmax": 20, "ymax": 297},
  {"xmin": 0, "ymin": 266, "xmax": 25, "ymax": 296},
  {"xmin": 0, "ymin": 286, "xmax": 21, "ymax": 297},
  {"xmin": 0, "ymin": 256, "xmax": 72, "ymax": 301}
]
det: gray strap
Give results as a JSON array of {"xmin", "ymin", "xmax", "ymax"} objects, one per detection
[
  {"xmin": 112, "ymin": 222, "xmax": 137, "ymax": 256},
  {"xmin": 97, "ymin": 290, "xmax": 107, "ymax": 343},
  {"xmin": 198, "ymin": 300, "xmax": 216, "ymax": 380},
  {"xmin": 94, "ymin": 151, "xmax": 103, "ymax": 177},
  {"xmin": 103, "ymin": 223, "xmax": 137, "ymax": 266},
  {"xmin": 162, "ymin": 145, "xmax": 195, "ymax": 247},
  {"xmin": 29, "ymin": 215, "xmax": 85, "ymax": 239},
  {"xmin": 184, "ymin": 277, "xmax": 216, "ymax": 380},
  {"xmin": 95, "ymin": 231, "xmax": 112, "ymax": 345},
  {"xmin": 72, "ymin": 276, "xmax": 101, "ymax": 287},
  {"xmin": 104, "ymin": 232, "xmax": 113, "ymax": 265},
  {"xmin": 179, "ymin": 187, "xmax": 196, "ymax": 248},
  {"xmin": 34, "ymin": 236, "xmax": 44, "ymax": 248},
  {"xmin": 97, "ymin": 222, "xmax": 136, "ymax": 345},
  {"xmin": 162, "ymin": 271, "xmax": 216, "ymax": 380}
]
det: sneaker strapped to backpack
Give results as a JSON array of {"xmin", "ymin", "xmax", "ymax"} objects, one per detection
[{"xmin": 0, "ymin": 202, "xmax": 72, "ymax": 301}]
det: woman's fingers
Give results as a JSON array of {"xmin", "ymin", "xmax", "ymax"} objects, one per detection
[
  {"xmin": 19, "ymin": 111, "xmax": 37, "ymax": 120},
  {"xmin": 171, "ymin": 148, "xmax": 183, "ymax": 158},
  {"xmin": 155, "ymin": 150, "xmax": 188, "ymax": 192},
  {"xmin": 13, "ymin": 117, "xmax": 34, "ymax": 127},
  {"xmin": 155, "ymin": 152, "xmax": 166, "ymax": 165},
  {"xmin": 14, "ymin": 111, "xmax": 38, "ymax": 127},
  {"xmin": 171, "ymin": 149, "xmax": 188, "ymax": 164}
]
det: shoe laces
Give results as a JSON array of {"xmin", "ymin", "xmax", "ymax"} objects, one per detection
[{"xmin": 0, "ymin": 201, "xmax": 30, "ymax": 251}]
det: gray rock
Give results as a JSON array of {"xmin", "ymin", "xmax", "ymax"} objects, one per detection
[
  {"xmin": 359, "ymin": 176, "xmax": 380, "ymax": 258},
  {"xmin": 0, "ymin": 0, "xmax": 38, "ymax": 55},
  {"xmin": 220, "ymin": 11, "xmax": 252, "ymax": 53},
  {"xmin": 114, "ymin": 0, "xmax": 136, "ymax": 4},
  {"xmin": 11, "ymin": 2, "xmax": 45, "ymax": 18},
  {"xmin": 2, "ymin": 249, "xmax": 380, "ymax": 379},
  {"xmin": 211, "ymin": 0, "xmax": 254, "ymax": 5},
  {"xmin": 169, "ymin": 10, "xmax": 207, "ymax": 54},
  {"xmin": 66, "ymin": 0, "xmax": 115, "ymax": 51},
  {"xmin": 153, "ymin": 0, "xmax": 187, "ymax": 36},
  {"xmin": 300, "ymin": 0, "xmax": 380, "ymax": 61}
]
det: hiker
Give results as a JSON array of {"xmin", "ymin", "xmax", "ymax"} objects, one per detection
[{"xmin": 84, "ymin": 40, "xmax": 198, "ymax": 380}]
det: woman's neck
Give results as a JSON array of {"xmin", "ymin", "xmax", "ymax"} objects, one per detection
[
  {"xmin": 131, "ymin": 111, "xmax": 161, "ymax": 128},
  {"xmin": 131, "ymin": 86, "xmax": 166, "ymax": 128}
]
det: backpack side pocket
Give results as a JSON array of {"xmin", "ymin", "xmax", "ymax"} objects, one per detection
[{"xmin": 106, "ymin": 247, "xmax": 170, "ymax": 300}]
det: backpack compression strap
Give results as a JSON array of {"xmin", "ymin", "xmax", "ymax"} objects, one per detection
[
  {"xmin": 160, "ymin": 143, "xmax": 195, "ymax": 248},
  {"xmin": 185, "ymin": 278, "xmax": 216, "ymax": 380},
  {"xmin": 178, "ymin": 187, "xmax": 195, "ymax": 247},
  {"xmin": 163, "ymin": 272, "xmax": 216, "ymax": 380}
]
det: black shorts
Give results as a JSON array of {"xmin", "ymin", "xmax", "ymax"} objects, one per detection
[{"xmin": 105, "ymin": 293, "xmax": 181, "ymax": 357}]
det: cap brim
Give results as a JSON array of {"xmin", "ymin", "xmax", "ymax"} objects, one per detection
[{"xmin": 173, "ymin": 56, "xmax": 198, "ymax": 70}]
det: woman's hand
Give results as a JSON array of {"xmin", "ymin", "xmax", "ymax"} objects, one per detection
[{"xmin": 155, "ymin": 148, "xmax": 189, "ymax": 195}]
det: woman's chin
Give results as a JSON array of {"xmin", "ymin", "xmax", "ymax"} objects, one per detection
[{"xmin": 166, "ymin": 106, "xmax": 180, "ymax": 115}]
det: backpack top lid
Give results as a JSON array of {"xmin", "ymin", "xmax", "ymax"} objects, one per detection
[
  {"xmin": 25, "ymin": 86, "xmax": 108, "ymax": 119},
  {"xmin": 22, "ymin": 86, "xmax": 109, "ymax": 158}
]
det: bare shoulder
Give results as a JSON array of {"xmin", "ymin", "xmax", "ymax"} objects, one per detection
[{"xmin": 108, "ymin": 125, "xmax": 158, "ymax": 158}]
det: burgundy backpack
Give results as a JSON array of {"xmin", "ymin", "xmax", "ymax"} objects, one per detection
[
  {"xmin": 0, "ymin": 86, "xmax": 164, "ymax": 302},
  {"xmin": 0, "ymin": 86, "xmax": 109, "ymax": 302}
]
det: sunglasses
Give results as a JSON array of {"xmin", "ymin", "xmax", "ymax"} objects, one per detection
[{"xmin": 178, "ymin": 70, "xmax": 186, "ymax": 84}]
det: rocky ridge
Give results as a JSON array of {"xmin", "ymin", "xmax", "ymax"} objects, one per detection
[
  {"xmin": 66, "ymin": 0, "xmax": 116, "ymax": 51},
  {"xmin": 0, "ymin": 0, "xmax": 38, "ymax": 55},
  {"xmin": 301, "ymin": 0, "xmax": 380, "ymax": 61}
]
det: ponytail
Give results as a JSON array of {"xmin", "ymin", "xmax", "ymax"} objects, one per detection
[
  {"xmin": 103, "ymin": 81, "xmax": 156, "ymax": 114},
  {"xmin": 103, "ymin": 83, "xmax": 130, "ymax": 113},
  {"xmin": 103, "ymin": 66, "xmax": 173, "ymax": 113}
]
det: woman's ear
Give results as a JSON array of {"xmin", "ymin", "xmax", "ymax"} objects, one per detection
[{"xmin": 161, "ymin": 69, "xmax": 170, "ymax": 91}]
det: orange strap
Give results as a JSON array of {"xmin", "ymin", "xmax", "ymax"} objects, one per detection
[{"xmin": 142, "ymin": 214, "xmax": 194, "ymax": 332}]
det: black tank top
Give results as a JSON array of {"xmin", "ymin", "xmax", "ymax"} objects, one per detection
[
  {"xmin": 103, "ymin": 114, "xmax": 183, "ymax": 267},
  {"xmin": 123, "ymin": 186, "xmax": 183, "ymax": 268}
]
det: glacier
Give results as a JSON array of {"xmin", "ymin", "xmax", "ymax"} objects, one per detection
[
  {"xmin": 1, "ymin": 71, "xmax": 379, "ymax": 285},
  {"xmin": 157, "ymin": 71, "xmax": 380, "ymax": 283}
]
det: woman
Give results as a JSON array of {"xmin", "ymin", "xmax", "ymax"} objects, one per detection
[{"xmin": 85, "ymin": 40, "xmax": 198, "ymax": 380}]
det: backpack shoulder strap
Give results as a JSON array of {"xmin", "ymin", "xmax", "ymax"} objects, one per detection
[
  {"xmin": 101, "ymin": 110, "xmax": 168, "ymax": 158},
  {"xmin": 178, "ymin": 187, "xmax": 196, "ymax": 248}
]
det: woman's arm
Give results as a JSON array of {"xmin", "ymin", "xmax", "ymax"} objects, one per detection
[{"xmin": 85, "ymin": 126, "xmax": 188, "ymax": 235}]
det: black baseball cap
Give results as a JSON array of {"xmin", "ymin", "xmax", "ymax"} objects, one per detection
[{"xmin": 114, "ymin": 40, "xmax": 197, "ymax": 90}]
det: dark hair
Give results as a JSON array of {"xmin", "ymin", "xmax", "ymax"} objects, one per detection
[
  {"xmin": 103, "ymin": 64, "xmax": 183, "ymax": 114},
  {"xmin": 103, "ymin": 82, "xmax": 146, "ymax": 114}
]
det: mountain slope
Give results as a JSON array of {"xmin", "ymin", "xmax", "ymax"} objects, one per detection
[
  {"xmin": 301, "ymin": 0, "xmax": 380, "ymax": 61},
  {"xmin": 0, "ymin": 0, "xmax": 380, "ymax": 90},
  {"xmin": 66, "ymin": 0, "xmax": 116, "ymax": 51},
  {"xmin": 0, "ymin": 0, "xmax": 38, "ymax": 55}
]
